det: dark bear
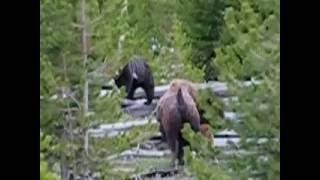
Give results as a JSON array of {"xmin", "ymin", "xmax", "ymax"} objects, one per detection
[
  {"xmin": 114, "ymin": 57, "xmax": 154, "ymax": 105},
  {"xmin": 156, "ymin": 79, "xmax": 201, "ymax": 166}
]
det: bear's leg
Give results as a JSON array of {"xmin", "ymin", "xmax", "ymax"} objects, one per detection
[
  {"xmin": 177, "ymin": 138, "xmax": 185, "ymax": 165},
  {"xmin": 143, "ymin": 85, "xmax": 154, "ymax": 105},
  {"xmin": 126, "ymin": 80, "xmax": 136, "ymax": 99},
  {"xmin": 166, "ymin": 134, "xmax": 178, "ymax": 167},
  {"xmin": 159, "ymin": 123, "xmax": 166, "ymax": 142}
]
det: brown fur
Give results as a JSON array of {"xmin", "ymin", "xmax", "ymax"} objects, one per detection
[
  {"xmin": 156, "ymin": 79, "xmax": 201, "ymax": 165},
  {"xmin": 161, "ymin": 79, "xmax": 211, "ymax": 123},
  {"xmin": 156, "ymin": 79, "xmax": 211, "ymax": 141},
  {"xmin": 166, "ymin": 79, "xmax": 198, "ymax": 102},
  {"xmin": 157, "ymin": 79, "xmax": 198, "ymax": 122},
  {"xmin": 199, "ymin": 124, "xmax": 214, "ymax": 143}
]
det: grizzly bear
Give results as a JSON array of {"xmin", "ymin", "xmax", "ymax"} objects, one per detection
[
  {"xmin": 114, "ymin": 57, "xmax": 154, "ymax": 105},
  {"xmin": 156, "ymin": 79, "xmax": 211, "ymax": 143},
  {"xmin": 156, "ymin": 79, "xmax": 198, "ymax": 143},
  {"xmin": 156, "ymin": 79, "xmax": 201, "ymax": 165},
  {"xmin": 157, "ymin": 79, "xmax": 217, "ymax": 123}
]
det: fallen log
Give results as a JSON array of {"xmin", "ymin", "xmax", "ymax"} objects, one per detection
[
  {"xmin": 120, "ymin": 148, "xmax": 172, "ymax": 158},
  {"xmin": 214, "ymin": 129, "xmax": 239, "ymax": 138},
  {"xmin": 129, "ymin": 167, "xmax": 180, "ymax": 180},
  {"xmin": 130, "ymin": 80, "xmax": 260, "ymax": 99},
  {"xmin": 214, "ymin": 137, "xmax": 240, "ymax": 147},
  {"xmin": 107, "ymin": 138, "xmax": 264, "ymax": 161},
  {"xmin": 122, "ymin": 101, "xmax": 158, "ymax": 117},
  {"xmin": 121, "ymin": 97, "xmax": 240, "ymax": 118},
  {"xmin": 106, "ymin": 137, "xmax": 242, "ymax": 160},
  {"xmin": 87, "ymin": 119, "xmax": 157, "ymax": 138},
  {"xmin": 121, "ymin": 96, "xmax": 237, "ymax": 107},
  {"xmin": 87, "ymin": 114, "xmax": 240, "ymax": 138},
  {"xmin": 98, "ymin": 118, "xmax": 157, "ymax": 132},
  {"xmin": 99, "ymin": 81, "xmax": 260, "ymax": 100},
  {"xmin": 106, "ymin": 137, "xmax": 277, "ymax": 160}
]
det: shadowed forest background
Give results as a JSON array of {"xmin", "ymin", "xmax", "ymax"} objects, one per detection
[{"xmin": 40, "ymin": 0, "xmax": 279, "ymax": 179}]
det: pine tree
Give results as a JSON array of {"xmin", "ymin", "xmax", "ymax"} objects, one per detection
[
  {"xmin": 182, "ymin": 0, "xmax": 279, "ymax": 179},
  {"xmin": 40, "ymin": 132, "xmax": 60, "ymax": 180},
  {"xmin": 39, "ymin": 0, "xmax": 280, "ymax": 178},
  {"xmin": 41, "ymin": 0, "xmax": 199, "ymax": 178},
  {"xmin": 175, "ymin": 0, "xmax": 226, "ymax": 80},
  {"xmin": 215, "ymin": 1, "xmax": 280, "ymax": 177},
  {"xmin": 40, "ymin": 0, "xmax": 131, "ymax": 178}
]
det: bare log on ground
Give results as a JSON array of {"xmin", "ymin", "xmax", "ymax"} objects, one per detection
[
  {"xmin": 120, "ymin": 148, "xmax": 172, "ymax": 158},
  {"xmin": 130, "ymin": 167, "xmax": 180, "ymax": 180},
  {"xmin": 105, "ymin": 137, "xmax": 241, "ymax": 160},
  {"xmin": 87, "ymin": 118, "xmax": 157, "ymax": 138},
  {"xmin": 98, "ymin": 118, "xmax": 157, "ymax": 131},
  {"xmin": 122, "ymin": 100, "xmax": 158, "ymax": 117},
  {"xmin": 106, "ymin": 137, "xmax": 276, "ymax": 160},
  {"xmin": 130, "ymin": 80, "xmax": 261, "ymax": 99},
  {"xmin": 121, "ymin": 97, "xmax": 240, "ymax": 118},
  {"xmin": 87, "ymin": 113, "xmax": 240, "ymax": 138}
]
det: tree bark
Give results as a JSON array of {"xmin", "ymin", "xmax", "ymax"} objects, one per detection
[{"xmin": 80, "ymin": 0, "xmax": 89, "ymax": 114}]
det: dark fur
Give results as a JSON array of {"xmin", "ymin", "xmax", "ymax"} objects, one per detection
[
  {"xmin": 114, "ymin": 57, "xmax": 154, "ymax": 105},
  {"xmin": 157, "ymin": 80, "xmax": 201, "ymax": 165}
]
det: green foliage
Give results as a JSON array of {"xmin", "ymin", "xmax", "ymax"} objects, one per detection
[
  {"xmin": 88, "ymin": 122, "xmax": 158, "ymax": 179},
  {"xmin": 40, "ymin": 54, "xmax": 58, "ymax": 96},
  {"xmin": 180, "ymin": 0, "xmax": 279, "ymax": 178},
  {"xmin": 184, "ymin": 0, "xmax": 280, "ymax": 178},
  {"xmin": 86, "ymin": 0, "xmax": 205, "ymax": 85},
  {"xmin": 41, "ymin": 0, "xmax": 82, "ymax": 85},
  {"xmin": 182, "ymin": 124, "xmax": 219, "ymax": 157},
  {"xmin": 198, "ymin": 88, "xmax": 227, "ymax": 130},
  {"xmin": 40, "ymin": 132, "xmax": 58, "ymax": 154},
  {"xmin": 40, "ymin": 132, "xmax": 60, "ymax": 180},
  {"xmin": 215, "ymin": 0, "xmax": 279, "ymax": 81},
  {"xmin": 40, "ymin": 159, "xmax": 60, "ymax": 180},
  {"xmin": 175, "ymin": 0, "xmax": 226, "ymax": 80},
  {"xmin": 184, "ymin": 149, "xmax": 232, "ymax": 180},
  {"xmin": 40, "ymin": 54, "xmax": 63, "ymax": 133},
  {"xmin": 225, "ymin": 73, "xmax": 280, "ymax": 179},
  {"xmin": 41, "ymin": 0, "xmax": 279, "ymax": 178},
  {"xmin": 181, "ymin": 124, "xmax": 231, "ymax": 179},
  {"xmin": 89, "ymin": 87, "xmax": 126, "ymax": 125},
  {"xmin": 152, "ymin": 16, "xmax": 205, "ymax": 84},
  {"xmin": 40, "ymin": 0, "xmax": 137, "ymax": 177}
]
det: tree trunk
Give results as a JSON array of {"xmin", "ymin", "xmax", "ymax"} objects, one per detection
[{"xmin": 81, "ymin": 0, "xmax": 89, "ymax": 114}]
